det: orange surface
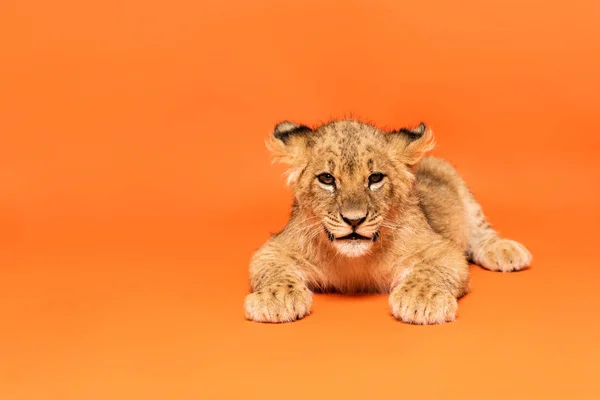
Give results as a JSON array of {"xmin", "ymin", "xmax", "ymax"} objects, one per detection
[{"xmin": 1, "ymin": 0, "xmax": 600, "ymax": 398}]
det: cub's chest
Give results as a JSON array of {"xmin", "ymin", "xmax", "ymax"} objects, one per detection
[{"xmin": 318, "ymin": 258, "xmax": 394, "ymax": 294}]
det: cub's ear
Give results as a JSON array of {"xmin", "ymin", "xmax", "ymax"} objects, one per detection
[
  {"xmin": 397, "ymin": 122, "xmax": 427, "ymax": 141},
  {"xmin": 272, "ymin": 121, "xmax": 313, "ymax": 144},
  {"xmin": 388, "ymin": 122, "xmax": 435, "ymax": 165},
  {"xmin": 266, "ymin": 121, "xmax": 313, "ymax": 185}
]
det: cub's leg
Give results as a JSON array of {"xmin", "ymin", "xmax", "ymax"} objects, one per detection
[
  {"xmin": 244, "ymin": 241, "xmax": 313, "ymax": 323},
  {"xmin": 389, "ymin": 241, "xmax": 470, "ymax": 324},
  {"xmin": 416, "ymin": 156, "xmax": 532, "ymax": 272}
]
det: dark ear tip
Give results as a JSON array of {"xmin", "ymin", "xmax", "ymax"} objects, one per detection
[
  {"xmin": 414, "ymin": 122, "xmax": 427, "ymax": 135},
  {"xmin": 394, "ymin": 122, "xmax": 428, "ymax": 141},
  {"xmin": 274, "ymin": 121, "xmax": 295, "ymax": 134},
  {"xmin": 273, "ymin": 121, "xmax": 313, "ymax": 143}
]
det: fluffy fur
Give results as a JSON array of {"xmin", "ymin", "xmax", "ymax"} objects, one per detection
[{"xmin": 245, "ymin": 120, "xmax": 532, "ymax": 324}]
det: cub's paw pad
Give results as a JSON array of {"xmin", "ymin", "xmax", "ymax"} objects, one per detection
[
  {"xmin": 389, "ymin": 283, "xmax": 457, "ymax": 325},
  {"xmin": 244, "ymin": 284, "xmax": 312, "ymax": 323},
  {"xmin": 473, "ymin": 238, "xmax": 532, "ymax": 272}
]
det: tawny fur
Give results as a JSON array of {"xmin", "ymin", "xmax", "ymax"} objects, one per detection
[{"xmin": 245, "ymin": 120, "xmax": 532, "ymax": 324}]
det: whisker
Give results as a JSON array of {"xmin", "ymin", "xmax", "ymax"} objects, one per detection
[
  {"xmin": 284, "ymin": 221, "xmax": 323, "ymax": 237},
  {"xmin": 284, "ymin": 215, "xmax": 321, "ymax": 231}
]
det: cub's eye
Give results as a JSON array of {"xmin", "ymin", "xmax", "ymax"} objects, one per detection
[
  {"xmin": 369, "ymin": 173, "xmax": 385, "ymax": 185},
  {"xmin": 317, "ymin": 173, "xmax": 335, "ymax": 185}
]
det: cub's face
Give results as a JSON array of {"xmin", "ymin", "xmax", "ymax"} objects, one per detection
[{"xmin": 268, "ymin": 120, "xmax": 433, "ymax": 257}]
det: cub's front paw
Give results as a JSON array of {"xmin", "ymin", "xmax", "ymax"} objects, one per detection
[
  {"xmin": 244, "ymin": 284, "xmax": 312, "ymax": 323},
  {"xmin": 472, "ymin": 237, "xmax": 532, "ymax": 272},
  {"xmin": 389, "ymin": 282, "xmax": 457, "ymax": 325}
]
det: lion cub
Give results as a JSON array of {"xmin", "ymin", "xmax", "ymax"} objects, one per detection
[{"xmin": 244, "ymin": 120, "xmax": 531, "ymax": 324}]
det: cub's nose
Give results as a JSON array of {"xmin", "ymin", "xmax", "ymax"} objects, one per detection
[{"xmin": 341, "ymin": 213, "xmax": 367, "ymax": 228}]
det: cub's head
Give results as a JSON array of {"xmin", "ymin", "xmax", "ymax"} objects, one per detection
[{"xmin": 268, "ymin": 120, "xmax": 434, "ymax": 257}]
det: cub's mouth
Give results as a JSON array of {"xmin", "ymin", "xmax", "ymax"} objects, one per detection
[
  {"xmin": 337, "ymin": 232, "xmax": 371, "ymax": 241},
  {"xmin": 324, "ymin": 228, "xmax": 380, "ymax": 242}
]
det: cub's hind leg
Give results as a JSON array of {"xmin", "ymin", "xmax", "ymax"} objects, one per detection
[
  {"xmin": 416, "ymin": 156, "xmax": 532, "ymax": 272},
  {"xmin": 463, "ymin": 195, "xmax": 532, "ymax": 272}
]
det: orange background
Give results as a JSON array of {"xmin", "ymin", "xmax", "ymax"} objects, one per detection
[{"xmin": 1, "ymin": 0, "xmax": 600, "ymax": 398}]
